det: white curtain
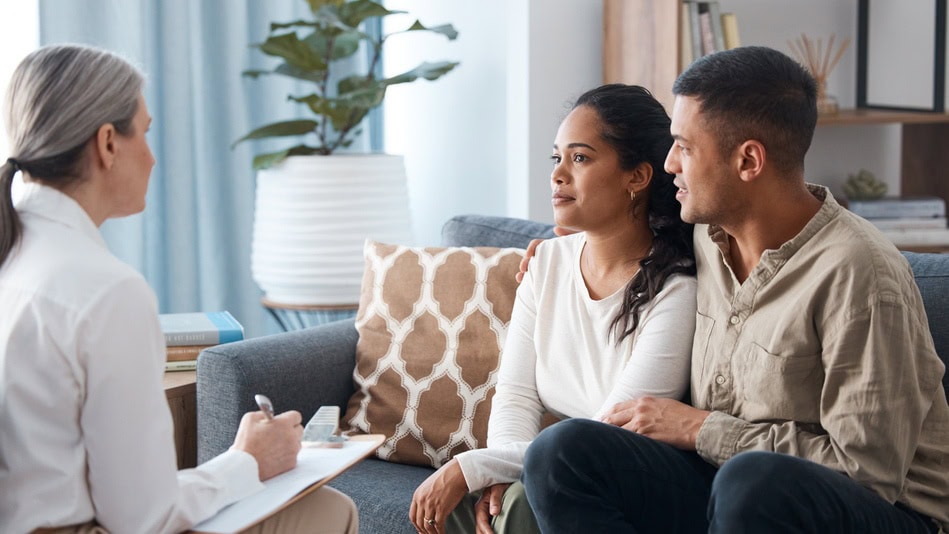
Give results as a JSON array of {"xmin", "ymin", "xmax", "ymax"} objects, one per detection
[{"xmin": 39, "ymin": 0, "xmax": 377, "ymax": 337}]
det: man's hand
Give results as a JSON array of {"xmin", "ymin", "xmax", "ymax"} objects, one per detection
[
  {"xmin": 515, "ymin": 227, "xmax": 576, "ymax": 283},
  {"xmin": 410, "ymin": 458, "xmax": 469, "ymax": 533},
  {"xmin": 231, "ymin": 409, "xmax": 303, "ymax": 481},
  {"xmin": 600, "ymin": 397, "xmax": 710, "ymax": 451},
  {"xmin": 473, "ymin": 483, "xmax": 511, "ymax": 534}
]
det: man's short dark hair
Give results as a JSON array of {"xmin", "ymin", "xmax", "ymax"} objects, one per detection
[{"xmin": 673, "ymin": 46, "xmax": 818, "ymax": 174}]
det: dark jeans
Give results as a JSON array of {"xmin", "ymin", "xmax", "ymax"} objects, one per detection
[{"xmin": 522, "ymin": 419, "xmax": 937, "ymax": 534}]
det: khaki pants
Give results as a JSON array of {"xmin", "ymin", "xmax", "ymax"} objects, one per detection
[
  {"xmin": 35, "ymin": 485, "xmax": 358, "ymax": 534},
  {"xmin": 446, "ymin": 481, "xmax": 540, "ymax": 534}
]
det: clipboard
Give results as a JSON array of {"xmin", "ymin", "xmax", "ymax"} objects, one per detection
[{"xmin": 191, "ymin": 434, "xmax": 384, "ymax": 533}]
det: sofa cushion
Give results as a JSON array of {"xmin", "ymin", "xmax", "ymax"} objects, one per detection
[
  {"xmin": 441, "ymin": 214, "xmax": 556, "ymax": 248},
  {"xmin": 343, "ymin": 240, "xmax": 524, "ymax": 468},
  {"xmin": 903, "ymin": 252, "xmax": 949, "ymax": 398}
]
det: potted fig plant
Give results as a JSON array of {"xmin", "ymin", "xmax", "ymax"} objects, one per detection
[{"xmin": 234, "ymin": 0, "xmax": 458, "ymax": 312}]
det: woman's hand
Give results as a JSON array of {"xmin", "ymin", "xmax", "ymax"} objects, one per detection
[
  {"xmin": 410, "ymin": 458, "xmax": 469, "ymax": 533},
  {"xmin": 474, "ymin": 483, "xmax": 511, "ymax": 534}
]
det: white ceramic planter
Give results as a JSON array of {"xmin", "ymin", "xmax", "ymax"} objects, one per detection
[{"xmin": 251, "ymin": 154, "xmax": 413, "ymax": 305}]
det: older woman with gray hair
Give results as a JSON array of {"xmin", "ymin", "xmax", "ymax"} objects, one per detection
[{"xmin": 0, "ymin": 44, "xmax": 357, "ymax": 533}]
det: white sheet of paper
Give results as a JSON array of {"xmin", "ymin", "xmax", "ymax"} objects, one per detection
[{"xmin": 193, "ymin": 440, "xmax": 376, "ymax": 533}]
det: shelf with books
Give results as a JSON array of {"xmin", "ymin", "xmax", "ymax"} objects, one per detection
[{"xmin": 601, "ymin": 0, "xmax": 949, "ymax": 253}]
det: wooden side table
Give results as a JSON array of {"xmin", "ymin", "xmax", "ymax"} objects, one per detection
[{"xmin": 163, "ymin": 370, "xmax": 197, "ymax": 469}]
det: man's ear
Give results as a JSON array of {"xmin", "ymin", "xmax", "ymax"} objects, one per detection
[
  {"xmin": 627, "ymin": 161, "xmax": 654, "ymax": 196},
  {"xmin": 735, "ymin": 140, "xmax": 765, "ymax": 183},
  {"xmin": 94, "ymin": 123, "xmax": 117, "ymax": 171}
]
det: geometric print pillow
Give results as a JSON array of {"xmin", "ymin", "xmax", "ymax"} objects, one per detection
[{"xmin": 342, "ymin": 240, "xmax": 524, "ymax": 468}]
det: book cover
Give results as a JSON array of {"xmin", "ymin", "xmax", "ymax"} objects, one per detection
[
  {"xmin": 165, "ymin": 360, "xmax": 198, "ymax": 372},
  {"xmin": 680, "ymin": 2, "xmax": 694, "ymax": 69},
  {"xmin": 721, "ymin": 12, "xmax": 741, "ymax": 49},
  {"xmin": 685, "ymin": 1, "xmax": 702, "ymax": 60},
  {"xmin": 159, "ymin": 311, "xmax": 244, "ymax": 347},
  {"xmin": 166, "ymin": 344, "xmax": 213, "ymax": 362},
  {"xmin": 847, "ymin": 196, "xmax": 946, "ymax": 219},
  {"xmin": 706, "ymin": 1, "xmax": 726, "ymax": 52},
  {"xmin": 879, "ymin": 228, "xmax": 949, "ymax": 248},
  {"xmin": 868, "ymin": 217, "xmax": 947, "ymax": 231},
  {"xmin": 698, "ymin": 7, "xmax": 716, "ymax": 56}
]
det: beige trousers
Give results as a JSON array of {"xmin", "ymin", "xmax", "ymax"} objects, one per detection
[{"xmin": 35, "ymin": 485, "xmax": 358, "ymax": 534}]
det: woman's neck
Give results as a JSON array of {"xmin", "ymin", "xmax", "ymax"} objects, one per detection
[{"xmin": 580, "ymin": 222, "xmax": 653, "ymax": 300}]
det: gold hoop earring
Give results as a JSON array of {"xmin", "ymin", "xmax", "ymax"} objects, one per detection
[{"xmin": 630, "ymin": 190, "xmax": 637, "ymax": 202}]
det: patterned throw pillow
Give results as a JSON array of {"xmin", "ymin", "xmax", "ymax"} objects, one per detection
[{"xmin": 343, "ymin": 240, "xmax": 524, "ymax": 468}]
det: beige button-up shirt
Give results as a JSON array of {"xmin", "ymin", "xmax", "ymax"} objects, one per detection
[{"xmin": 692, "ymin": 185, "xmax": 948, "ymax": 530}]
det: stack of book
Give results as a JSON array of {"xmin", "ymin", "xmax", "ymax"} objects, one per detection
[
  {"xmin": 680, "ymin": 1, "xmax": 740, "ymax": 68},
  {"xmin": 159, "ymin": 311, "xmax": 244, "ymax": 372},
  {"xmin": 846, "ymin": 196, "xmax": 949, "ymax": 249}
]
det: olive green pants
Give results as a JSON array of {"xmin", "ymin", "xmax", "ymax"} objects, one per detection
[{"xmin": 446, "ymin": 481, "xmax": 540, "ymax": 534}]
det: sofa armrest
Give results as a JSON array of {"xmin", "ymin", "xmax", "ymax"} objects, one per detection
[{"xmin": 196, "ymin": 318, "xmax": 359, "ymax": 463}]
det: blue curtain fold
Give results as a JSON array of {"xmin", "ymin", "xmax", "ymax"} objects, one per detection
[{"xmin": 39, "ymin": 0, "xmax": 378, "ymax": 337}]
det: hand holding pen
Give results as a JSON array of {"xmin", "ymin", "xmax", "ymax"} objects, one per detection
[{"xmin": 230, "ymin": 393, "xmax": 303, "ymax": 481}]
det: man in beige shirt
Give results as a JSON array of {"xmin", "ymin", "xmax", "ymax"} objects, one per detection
[{"xmin": 521, "ymin": 46, "xmax": 949, "ymax": 533}]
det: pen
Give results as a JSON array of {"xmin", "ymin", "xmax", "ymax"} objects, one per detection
[{"xmin": 255, "ymin": 394, "xmax": 275, "ymax": 420}]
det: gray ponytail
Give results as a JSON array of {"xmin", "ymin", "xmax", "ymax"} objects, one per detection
[{"xmin": 0, "ymin": 44, "xmax": 144, "ymax": 266}]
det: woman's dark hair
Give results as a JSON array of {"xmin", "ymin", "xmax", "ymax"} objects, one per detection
[
  {"xmin": 573, "ymin": 84, "xmax": 695, "ymax": 343},
  {"xmin": 0, "ymin": 44, "xmax": 143, "ymax": 267}
]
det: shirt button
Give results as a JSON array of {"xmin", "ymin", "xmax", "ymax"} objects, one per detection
[
  {"xmin": 729, "ymin": 315, "xmax": 740, "ymax": 325},
  {"xmin": 715, "ymin": 375, "xmax": 725, "ymax": 385}
]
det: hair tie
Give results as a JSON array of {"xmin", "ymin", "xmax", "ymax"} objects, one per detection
[{"xmin": 6, "ymin": 158, "xmax": 20, "ymax": 171}]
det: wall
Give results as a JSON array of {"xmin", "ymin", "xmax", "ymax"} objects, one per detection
[
  {"xmin": 721, "ymin": 0, "xmax": 903, "ymax": 199},
  {"xmin": 383, "ymin": 0, "xmax": 601, "ymax": 245},
  {"xmin": 384, "ymin": 0, "xmax": 932, "ymax": 243},
  {"xmin": 0, "ymin": 1, "xmax": 39, "ymax": 160}
]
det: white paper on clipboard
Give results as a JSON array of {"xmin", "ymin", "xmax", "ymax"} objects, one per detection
[{"xmin": 192, "ymin": 436, "xmax": 382, "ymax": 533}]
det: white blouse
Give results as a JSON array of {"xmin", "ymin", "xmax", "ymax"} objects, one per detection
[
  {"xmin": 455, "ymin": 232, "xmax": 696, "ymax": 491},
  {"xmin": 0, "ymin": 183, "xmax": 263, "ymax": 533}
]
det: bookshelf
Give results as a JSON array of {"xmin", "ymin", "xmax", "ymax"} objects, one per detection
[{"xmin": 603, "ymin": 0, "xmax": 949, "ymax": 252}]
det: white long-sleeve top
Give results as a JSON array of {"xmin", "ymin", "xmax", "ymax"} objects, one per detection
[
  {"xmin": 0, "ymin": 183, "xmax": 264, "ymax": 533},
  {"xmin": 455, "ymin": 232, "xmax": 696, "ymax": 491}
]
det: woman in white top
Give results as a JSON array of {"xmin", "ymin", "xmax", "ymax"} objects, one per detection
[
  {"xmin": 0, "ymin": 44, "xmax": 357, "ymax": 533},
  {"xmin": 410, "ymin": 84, "xmax": 697, "ymax": 534}
]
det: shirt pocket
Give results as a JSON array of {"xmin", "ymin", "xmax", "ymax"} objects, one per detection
[{"xmin": 736, "ymin": 342, "xmax": 822, "ymax": 420}]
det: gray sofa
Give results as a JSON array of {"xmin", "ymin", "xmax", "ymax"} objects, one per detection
[{"xmin": 197, "ymin": 214, "xmax": 949, "ymax": 534}]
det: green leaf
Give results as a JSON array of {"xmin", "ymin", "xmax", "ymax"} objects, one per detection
[
  {"xmin": 289, "ymin": 93, "xmax": 372, "ymax": 132},
  {"xmin": 259, "ymin": 33, "xmax": 326, "ymax": 71},
  {"xmin": 338, "ymin": 1, "xmax": 403, "ymax": 27},
  {"xmin": 232, "ymin": 119, "xmax": 319, "ymax": 148},
  {"xmin": 289, "ymin": 94, "xmax": 332, "ymax": 116},
  {"xmin": 242, "ymin": 69, "xmax": 272, "ymax": 79},
  {"xmin": 274, "ymin": 63, "xmax": 326, "ymax": 83},
  {"xmin": 304, "ymin": 28, "xmax": 362, "ymax": 61},
  {"xmin": 253, "ymin": 144, "xmax": 325, "ymax": 170},
  {"xmin": 253, "ymin": 149, "xmax": 292, "ymax": 170},
  {"xmin": 305, "ymin": 0, "xmax": 344, "ymax": 16},
  {"xmin": 384, "ymin": 60, "xmax": 460, "ymax": 85},
  {"xmin": 338, "ymin": 76, "xmax": 386, "ymax": 108},
  {"xmin": 405, "ymin": 21, "xmax": 458, "ymax": 40},
  {"xmin": 270, "ymin": 20, "xmax": 320, "ymax": 31}
]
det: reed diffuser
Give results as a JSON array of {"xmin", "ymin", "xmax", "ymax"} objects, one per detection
[{"xmin": 788, "ymin": 33, "xmax": 851, "ymax": 115}]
